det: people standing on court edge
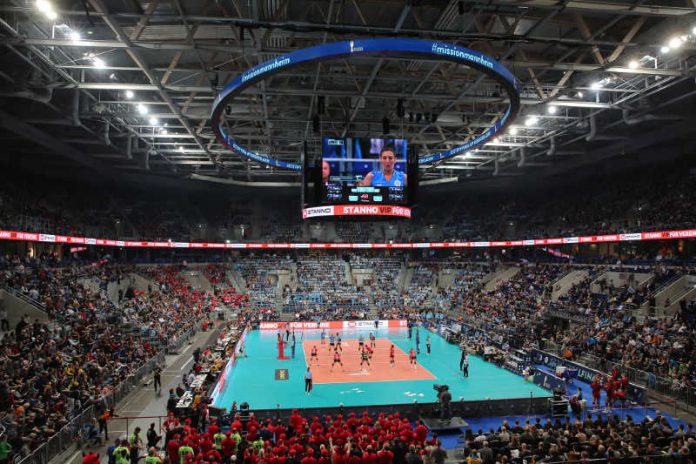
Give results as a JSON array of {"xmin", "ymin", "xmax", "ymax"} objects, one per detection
[{"xmin": 461, "ymin": 350, "xmax": 469, "ymax": 377}]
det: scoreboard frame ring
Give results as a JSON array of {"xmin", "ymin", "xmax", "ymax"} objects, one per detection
[{"xmin": 211, "ymin": 38, "xmax": 521, "ymax": 171}]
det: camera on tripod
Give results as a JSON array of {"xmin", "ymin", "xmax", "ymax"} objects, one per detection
[{"xmin": 433, "ymin": 384, "xmax": 449, "ymax": 393}]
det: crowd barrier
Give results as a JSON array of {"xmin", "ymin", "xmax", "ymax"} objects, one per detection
[{"xmin": 576, "ymin": 352, "xmax": 693, "ymax": 415}]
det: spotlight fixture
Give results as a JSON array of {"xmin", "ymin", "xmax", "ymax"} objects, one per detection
[
  {"xmin": 668, "ymin": 37, "xmax": 683, "ymax": 49},
  {"xmin": 178, "ymin": 146, "xmax": 184, "ymax": 152},
  {"xmin": 524, "ymin": 115, "xmax": 538, "ymax": 127},
  {"xmin": 161, "ymin": 129, "xmax": 168, "ymax": 135},
  {"xmin": 509, "ymin": 126, "xmax": 518, "ymax": 135},
  {"xmin": 125, "ymin": 90, "xmax": 134, "ymax": 99},
  {"xmin": 576, "ymin": 91, "xmax": 584, "ymax": 98},
  {"xmin": 660, "ymin": 46, "xmax": 670, "ymax": 54},
  {"xmin": 68, "ymin": 30, "xmax": 81, "ymax": 41},
  {"xmin": 590, "ymin": 81, "xmax": 602, "ymax": 90},
  {"xmin": 415, "ymin": 113, "xmax": 422, "ymax": 123},
  {"xmin": 628, "ymin": 60, "xmax": 639, "ymax": 69},
  {"xmin": 547, "ymin": 105, "xmax": 557, "ymax": 114},
  {"xmin": 408, "ymin": 112, "xmax": 414, "ymax": 122},
  {"xmin": 136, "ymin": 104, "xmax": 148, "ymax": 115},
  {"xmin": 149, "ymin": 117, "xmax": 158, "ymax": 126},
  {"xmin": 36, "ymin": 0, "xmax": 57, "ymax": 19},
  {"xmin": 92, "ymin": 57, "xmax": 105, "ymax": 69},
  {"xmin": 396, "ymin": 99, "xmax": 405, "ymax": 118}
]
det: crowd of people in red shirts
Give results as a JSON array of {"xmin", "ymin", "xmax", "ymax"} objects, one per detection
[{"xmin": 149, "ymin": 409, "xmax": 447, "ymax": 464}]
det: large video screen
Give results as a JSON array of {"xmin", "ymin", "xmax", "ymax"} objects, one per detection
[{"xmin": 321, "ymin": 137, "xmax": 408, "ymax": 205}]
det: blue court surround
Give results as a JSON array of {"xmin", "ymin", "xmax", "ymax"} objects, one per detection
[
  {"xmin": 212, "ymin": 328, "xmax": 548, "ymax": 411},
  {"xmin": 211, "ymin": 38, "xmax": 521, "ymax": 170}
]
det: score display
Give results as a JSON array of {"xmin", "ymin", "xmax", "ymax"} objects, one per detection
[
  {"xmin": 301, "ymin": 136, "xmax": 418, "ymax": 220},
  {"xmin": 321, "ymin": 137, "xmax": 408, "ymax": 205}
]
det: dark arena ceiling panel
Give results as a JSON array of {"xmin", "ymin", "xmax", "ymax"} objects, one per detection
[{"xmin": 0, "ymin": 0, "xmax": 694, "ymax": 185}]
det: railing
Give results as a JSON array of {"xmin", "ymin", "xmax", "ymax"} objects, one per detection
[
  {"xmin": 12, "ymin": 321, "xmax": 201, "ymax": 464},
  {"xmin": 575, "ymin": 352, "xmax": 696, "ymax": 414},
  {"xmin": 1, "ymin": 284, "xmax": 50, "ymax": 315}
]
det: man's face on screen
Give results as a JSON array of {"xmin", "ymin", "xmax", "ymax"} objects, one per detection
[
  {"xmin": 322, "ymin": 161, "xmax": 330, "ymax": 181},
  {"xmin": 380, "ymin": 150, "xmax": 396, "ymax": 173}
]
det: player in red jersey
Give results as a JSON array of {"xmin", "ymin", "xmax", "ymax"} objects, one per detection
[
  {"xmin": 409, "ymin": 348, "xmax": 417, "ymax": 369},
  {"xmin": 331, "ymin": 349, "xmax": 343, "ymax": 372},
  {"xmin": 389, "ymin": 345, "xmax": 395, "ymax": 368},
  {"xmin": 310, "ymin": 346, "xmax": 320, "ymax": 366}
]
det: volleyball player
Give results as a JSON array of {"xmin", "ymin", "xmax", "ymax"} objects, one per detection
[
  {"xmin": 321, "ymin": 329, "xmax": 326, "ymax": 345},
  {"xmin": 359, "ymin": 348, "xmax": 371, "ymax": 371},
  {"xmin": 336, "ymin": 333, "xmax": 343, "ymax": 351},
  {"xmin": 329, "ymin": 333, "xmax": 335, "ymax": 351},
  {"xmin": 330, "ymin": 348, "xmax": 343, "ymax": 372},
  {"xmin": 389, "ymin": 345, "xmax": 395, "ymax": 368},
  {"xmin": 358, "ymin": 334, "xmax": 365, "ymax": 351},
  {"xmin": 409, "ymin": 348, "xmax": 417, "ymax": 369},
  {"xmin": 310, "ymin": 346, "xmax": 320, "ymax": 366},
  {"xmin": 369, "ymin": 332, "xmax": 376, "ymax": 348}
]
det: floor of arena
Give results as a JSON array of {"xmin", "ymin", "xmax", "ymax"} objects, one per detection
[{"xmin": 212, "ymin": 327, "xmax": 549, "ymax": 410}]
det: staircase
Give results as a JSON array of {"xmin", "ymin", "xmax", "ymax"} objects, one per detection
[
  {"xmin": 551, "ymin": 270, "xmax": 590, "ymax": 301},
  {"xmin": 484, "ymin": 266, "xmax": 521, "ymax": 291},
  {"xmin": 226, "ymin": 269, "xmax": 246, "ymax": 292},
  {"xmin": 644, "ymin": 274, "xmax": 696, "ymax": 316},
  {"xmin": 180, "ymin": 268, "xmax": 213, "ymax": 292},
  {"xmin": 1, "ymin": 287, "xmax": 51, "ymax": 327}
]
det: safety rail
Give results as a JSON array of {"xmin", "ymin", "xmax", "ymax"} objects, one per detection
[
  {"xmin": 550, "ymin": 348, "xmax": 691, "ymax": 415},
  {"xmin": 1, "ymin": 284, "xmax": 50, "ymax": 315}
]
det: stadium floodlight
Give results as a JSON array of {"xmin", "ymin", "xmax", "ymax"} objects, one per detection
[
  {"xmin": 161, "ymin": 129, "xmax": 168, "ymax": 135},
  {"xmin": 45, "ymin": 9, "xmax": 58, "ymax": 20},
  {"xmin": 136, "ymin": 104, "xmax": 148, "ymax": 115},
  {"xmin": 509, "ymin": 126, "xmax": 518, "ymax": 135},
  {"xmin": 628, "ymin": 60, "xmax": 639, "ymax": 69},
  {"xmin": 668, "ymin": 37, "xmax": 683, "ymax": 49},
  {"xmin": 590, "ymin": 81, "xmax": 602, "ymax": 91},
  {"xmin": 149, "ymin": 117, "xmax": 159, "ymax": 126},
  {"xmin": 524, "ymin": 115, "xmax": 538, "ymax": 127},
  {"xmin": 547, "ymin": 105, "xmax": 557, "ymax": 114},
  {"xmin": 68, "ymin": 30, "xmax": 81, "ymax": 41},
  {"xmin": 125, "ymin": 90, "xmax": 134, "ymax": 99},
  {"xmin": 660, "ymin": 46, "xmax": 670, "ymax": 54},
  {"xmin": 178, "ymin": 146, "xmax": 184, "ymax": 152},
  {"xmin": 92, "ymin": 57, "xmax": 105, "ymax": 69}
]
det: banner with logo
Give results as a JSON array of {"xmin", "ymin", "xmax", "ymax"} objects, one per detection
[
  {"xmin": 257, "ymin": 320, "xmax": 406, "ymax": 331},
  {"xmin": 533, "ymin": 349, "xmax": 645, "ymax": 403}
]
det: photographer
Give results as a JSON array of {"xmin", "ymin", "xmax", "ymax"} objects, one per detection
[{"xmin": 434, "ymin": 385, "xmax": 452, "ymax": 420}]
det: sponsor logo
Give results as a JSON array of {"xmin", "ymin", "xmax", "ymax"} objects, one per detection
[
  {"xmin": 327, "ymin": 139, "xmax": 344, "ymax": 146},
  {"xmin": 303, "ymin": 206, "xmax": 334, "ymax": 219}
]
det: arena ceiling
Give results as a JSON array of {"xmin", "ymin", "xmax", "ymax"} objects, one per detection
[{"xmin": 0, "ymin": 0, "xmax": 695, "ymax": 185}]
